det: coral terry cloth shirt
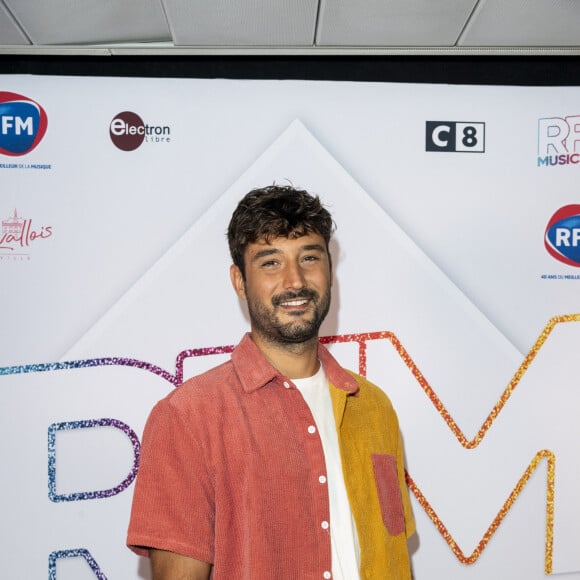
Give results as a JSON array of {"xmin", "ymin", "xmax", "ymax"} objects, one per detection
[{"xmin": 127, "ymin": 333, "xmax": 415, "ymax": 579}]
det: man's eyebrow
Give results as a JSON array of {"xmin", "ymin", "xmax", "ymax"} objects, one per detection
[
  {"xmin": 250, "ymin": 244, "xmax": 327, "ymax": 263},
  {"xmin": 301, "ymin": 244, "xmax": 326, "ymax": 253},
  {"xmin": 251, "ymin": 248, "xmax": 281, "ymax": 262}
]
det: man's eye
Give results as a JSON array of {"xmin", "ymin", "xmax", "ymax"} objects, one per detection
[
  {"xmin": 261, "ymin": 260, "xmax": 278, "ymax": 267},
  {"xmin": 303, "ymin": 255, "xmax": 319, "ymax": 262}
]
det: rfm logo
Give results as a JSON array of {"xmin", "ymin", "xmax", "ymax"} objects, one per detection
[
  {"xmin": 0, "ymin": 92, "xmax": 48, "ymax": 156},
  {"xmin": 537, "ymin": 115, "xmax": 580, "ymax": 167},
  {"xmin": 425, "ymin": 121, "xmax": 485, "ymax": 153},
  {"xmin": 545, "ymin": 205, "xmax": 580, "ymax": 267}
]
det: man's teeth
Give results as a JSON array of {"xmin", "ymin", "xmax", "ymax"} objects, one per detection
[{"xmin": 282, "ymin": 299, "xmax": 308, "ymax": 306}]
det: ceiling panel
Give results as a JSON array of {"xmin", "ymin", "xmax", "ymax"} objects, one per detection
[
  {"xmin": 0, "ymin": 2, "xmax": 30, "ymax": 44},
  {"xmin": 163, "ymin": 0, "xmax": 318, "ymax": 46},
  {"xmin": 0, "ymin": 0, "xmax": 579, "ymax": 51},
  {"xmin": 316, "ymin": 0, "xmax": 477, "ymax": 46},
  {"xmin": 3, "ymin": 0, "xmax": 171, "ymax": 45},
  {"xmin": 459, "ymin": 0, "xmax": 580, "ymax": 46}
]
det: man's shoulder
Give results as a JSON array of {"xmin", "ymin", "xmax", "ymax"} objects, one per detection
[
  {"xmin": 164, "ymin": 358, "xmax": 237, "ymax": 407},
  {"xmin": 345, "ymin": 370, "xmax": 396, "ymax": 409},
  {"xmin": 141, "ymin": 359, "xmax": 240, "ymax": 442}
]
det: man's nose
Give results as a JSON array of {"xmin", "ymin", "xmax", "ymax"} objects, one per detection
[{"xmin": 283, "ymin": 261, "xmax": 305, "ymax": 289}]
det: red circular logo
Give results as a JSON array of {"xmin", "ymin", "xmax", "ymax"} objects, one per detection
[{"xmin": 109, "ymin": 111, "xmax": 145, "ymax": 151}]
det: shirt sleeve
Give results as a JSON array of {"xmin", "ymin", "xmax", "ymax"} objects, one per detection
[{"xmin": 126, "ymin": 396, "xmax": 215, "ymax": 564}]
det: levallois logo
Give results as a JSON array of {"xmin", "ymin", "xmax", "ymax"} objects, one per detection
[
  {"xmin": 0, "ymin": 92, "xmax": 48, "ymax": 156},
  {"xmin": 544, "ymin": 205, "xmax": 580, "ymax": 267}
]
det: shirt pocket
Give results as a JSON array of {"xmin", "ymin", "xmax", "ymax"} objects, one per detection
[{"xmin": 371, "ymin": 453, "xmax": 405, "ymax": 536}]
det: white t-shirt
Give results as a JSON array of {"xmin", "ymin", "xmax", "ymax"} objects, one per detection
[{"xmin": 293, "ymin": 365, "xmax": 361, "ymax": 580}]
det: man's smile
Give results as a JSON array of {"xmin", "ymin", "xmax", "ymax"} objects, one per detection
[{"xmin": 279, "ymin": 298, "xmax": 309, "ymax": 307}]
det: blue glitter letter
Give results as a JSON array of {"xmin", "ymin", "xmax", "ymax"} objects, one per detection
[
  {"xmin": 48, "ymin": 548, "xmax": 107, "ymax": 579},
  {"xmin": 48, "ymin": 418, "xmax": 140, "ymax": 502}
]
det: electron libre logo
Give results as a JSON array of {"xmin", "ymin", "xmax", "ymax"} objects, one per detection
[
  {"xmin": 0, "ymin": 92, "xmax": 48, "ymax": 156},
  {"xmin": 537, "ymin": 115, "xmax": 580, "ymax": 167},
  {"xmin": 544, "ymin": 205, "xmax": 580, "ymax": 267},
  {"xmin": 109, "ymin": 111, "xmax": 171, "ymax": 151}
]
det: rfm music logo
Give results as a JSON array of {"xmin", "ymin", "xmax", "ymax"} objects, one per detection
[
  {"xmin": 425, "ymin": 121, "xmax": 485, "ymax": 153},
  {"xmin": 544, "ymin": 205, "xmax": 580, "ymax": 267},
  {"xmin": 537, "ymin": 115, "xmax": 580, "ymax": 167},
  {"xmin": 0, "ymin": 92, "xmax": 48, "ymax": 156}
]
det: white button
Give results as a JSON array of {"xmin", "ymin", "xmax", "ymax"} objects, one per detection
[
  {"xmin": 321, "ymin": 520, "xmax": 329, "ymax": 530},
  {"xmin": 283, "ymin": 381, "xmax": 291, "ymax": 389},
  {"xmin": 308, "ymin": 425, "xmax": 316, "ymax": 434},
  {"xmin": 323, "ymin": 571, "xmax": 332, "ymax": 579},
  {"xmin": 318, "ymin": 475, "xmax": 327, "ymax": 484}
]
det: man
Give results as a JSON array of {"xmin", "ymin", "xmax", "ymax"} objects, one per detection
[{"xmin": 127, "ymin": 185, "xmax": 415, "ymax": 579}]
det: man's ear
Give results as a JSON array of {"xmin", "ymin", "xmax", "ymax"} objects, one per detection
[{"xmin": 230, "ymin": 264, "xmax": 247, "ymax": 300}]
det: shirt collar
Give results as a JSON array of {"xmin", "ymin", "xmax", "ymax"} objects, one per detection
[{"xmin": 231, "ymin": 333, "xmax": 359, "ymax": 395}]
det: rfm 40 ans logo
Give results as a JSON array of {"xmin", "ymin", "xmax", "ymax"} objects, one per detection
[
  {"xmin": 0, "ymin": 92, "xmax": 48, "ymax": 156},
  {"xmin": 545, "ymin": 205, "xmax": 580, "ymax": 267}
]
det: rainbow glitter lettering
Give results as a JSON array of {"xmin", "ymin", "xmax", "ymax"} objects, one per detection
[{"xmin": 2, "ymin": 313, "xmax": 578, "ymax": 573}]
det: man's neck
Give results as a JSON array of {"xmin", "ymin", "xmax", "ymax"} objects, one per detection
[{"xmin": 250, "ymin": 332, "xmax": 320, "ymax": 379}]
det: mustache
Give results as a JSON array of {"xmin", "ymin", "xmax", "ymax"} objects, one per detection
[{"xmin": 272, "ymin": 288, "xmax": 319, "ymax": 306}]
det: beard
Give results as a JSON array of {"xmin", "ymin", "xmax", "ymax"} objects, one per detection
[{"xmin": 247, "ymin": 286, "xmax": 331, "ymax": 346}]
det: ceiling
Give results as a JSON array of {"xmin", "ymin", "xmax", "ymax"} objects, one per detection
[{"xmin": 1, "ymin": 0, "xmax": 580, "ymax": 54}]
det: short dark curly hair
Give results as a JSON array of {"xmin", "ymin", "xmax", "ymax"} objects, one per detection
[{"xmin": 227, "ymin": 185, "xmax": 335, "ymax": 276}]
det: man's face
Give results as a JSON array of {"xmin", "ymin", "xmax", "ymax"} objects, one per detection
[{"xmin": 230, "ymin": 232, "xmax": 332, "ymax": 346}]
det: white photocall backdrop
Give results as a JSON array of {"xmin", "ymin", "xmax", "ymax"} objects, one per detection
[{"xmin": 1, "ymin": 75, "xmax": 579, "ymax": 579}]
